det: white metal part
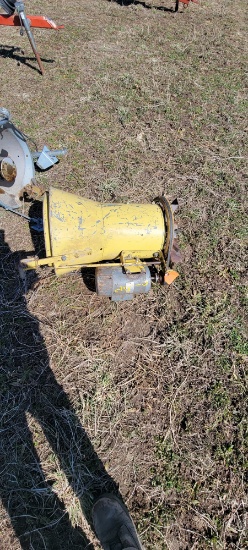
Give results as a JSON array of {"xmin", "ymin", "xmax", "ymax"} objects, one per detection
[
  {"xmin": 0, "ymin": 108, "xmax": 67, "ymax": 209},
  {"xmin": 0, "ymin": 109, "xmax": 35, "ymax": 208},
  {"xmin": 35, "ymin": 146, "xmax": 58, "ymax": 170}
]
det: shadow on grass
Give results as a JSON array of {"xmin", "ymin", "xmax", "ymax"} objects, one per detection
[
  {"xmin": 0, "ymin": 44, "xmax": 54, "ymax": 74},
  {"xmin": 0, "ymin": 229, "xmax": 119, "ymax": 549},
  {"xmin": 107, "ymin": 0, "xmax": 176, "ymax": 13}
]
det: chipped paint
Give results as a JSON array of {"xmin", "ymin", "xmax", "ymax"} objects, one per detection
[
  {"xmin": 51, "ymin": 210, "xmax": 65, "ymax": 222},
  {"xmin": 28, "ymin": 187, "xmax": 167, "ymax": 276},
  {"xmin": 77, "ymin": 216, "xmax": 85, "ymax": 231}
]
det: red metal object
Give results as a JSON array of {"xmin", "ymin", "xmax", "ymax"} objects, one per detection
[
  {"xmin": 0, "ymin": 13, "xmax": 64, "ymax": 28},
  {"xmin": 180, "ymin": 0, "xmax": 198, "ymax": 5},
  {"xmin": 0, "ymin": 11, "xmax": 63, "ymax": 74},
  {"xmin": 176, "ymin": 0, "xmax": 198, "ymax": 9},
  {"xmin": 176, "ymin": 0, "xmax": 199, "ymax": 6}
]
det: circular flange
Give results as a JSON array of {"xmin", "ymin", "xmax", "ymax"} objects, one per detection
[
  {"xmin": 0, "ymin": 157, "xmax": 17, "ymax": 182},
  {"xmin": 153, "ymin": 195, "xmax": 174, "ymax": 269}
]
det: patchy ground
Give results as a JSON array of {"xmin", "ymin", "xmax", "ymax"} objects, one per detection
[{"xmin": 0, "ymin": 0, "xmax": 247, "ymax": 548}]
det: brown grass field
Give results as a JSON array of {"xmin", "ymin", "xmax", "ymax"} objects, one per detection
[{"xmin": 0, "ymin": 0, "xmax": 247, "ymax": 548}]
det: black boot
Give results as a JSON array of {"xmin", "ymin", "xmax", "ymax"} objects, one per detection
[{"xmin": 92, "ymin": 494, "xmax": 144, "ymax": 550}]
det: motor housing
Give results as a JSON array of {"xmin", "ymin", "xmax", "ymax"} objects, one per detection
[{"xmin": 96, "ymin": 266, "xmax": 152, "ymax": 301}]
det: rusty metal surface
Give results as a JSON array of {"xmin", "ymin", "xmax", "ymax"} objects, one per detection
[
  {"xmin": 171, "ymin": 239, "xmax": 182, "ymax": 264},
  {"xmin": 21, "ymin": 182, "xmax": 45, "ymax": 200},
  {"xmin": 153, "ymin": 195, "xmax": 175, "ymax": 269},
  {"xmin": 0, "ymin": 158, "xmax": 17, "ymax": 182}
]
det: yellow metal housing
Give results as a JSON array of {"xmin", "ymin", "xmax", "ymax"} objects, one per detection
[{"xmin": 37, "ymin": 187, "xmax": 166, "ymax": 275}]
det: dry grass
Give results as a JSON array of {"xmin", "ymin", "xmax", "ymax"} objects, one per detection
[{"xmin": 0, "ymin": 0, "xmax": 247, "ymax": 548}]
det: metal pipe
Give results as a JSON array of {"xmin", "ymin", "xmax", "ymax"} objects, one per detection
[{"xmin": 16, "ymin": 3, "xmax": 44, "ymax": 75}]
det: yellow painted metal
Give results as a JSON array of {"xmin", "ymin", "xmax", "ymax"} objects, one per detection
[{"xmin": 25, "ymin": 187, "xmax": 166, "ymax": 275}]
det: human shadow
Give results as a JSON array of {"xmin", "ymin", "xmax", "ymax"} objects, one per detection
[
  {"xmin": 0, "ymin": 44, "xmax": 54, "ymax": 74},
  {"xmin": 107, "ymin": 0, "xmax": 176, "ymax": 13},
  {"xmin": 0, "ymin": 229, "xmax": 119, "ymax": 549}
]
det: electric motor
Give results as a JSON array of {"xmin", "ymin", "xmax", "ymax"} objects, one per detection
[{"xmin": 96, "ymin": 266, "xmax": 152, "ymax": 301}]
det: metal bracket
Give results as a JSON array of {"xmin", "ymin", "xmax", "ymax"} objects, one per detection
[
  {"xmin": 120, "ymin": 251, "xmax": 151, "ymax": 274},
  {"xmin": 32, "ymin": 146, "xmax": 67, "ymax": 170},
  {"xmin": 21, "ymin": 251, "xmax": 159, "ymax": 273}
]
